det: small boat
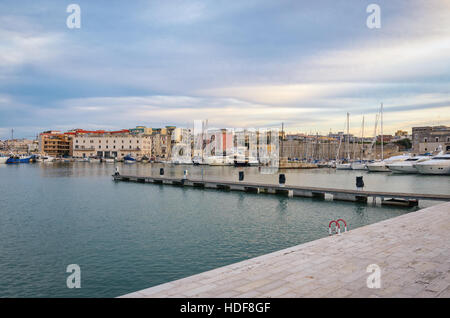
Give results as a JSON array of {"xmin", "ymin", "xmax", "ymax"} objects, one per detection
[
  {"xmin": 414, "ymin": 153, "xmax": 450, "ymax": 175},
  {"xmin": 103, "ymin": 158, "xmax": 115, "ymax": 163},
  {"xmin": 336, "ymin": 161, "xmax": 352, "ymax": 170},
  {"xmin": 42, "ymin": 156, "xmax": 55, "ymax": 163},
  {"xmin": 0, "ymin": 156, "xmax": 8, "ymax": 164},
  {"xmin": 124, "ymin": 154, "xmax": 136, "ymax": 164},
  {"xmin": 351, "ymin": 161, "xmax": 367, "ymax": 170},
  {"xmin": 88, "ymin": 156, "xmax": 101, "ymax": 163}
]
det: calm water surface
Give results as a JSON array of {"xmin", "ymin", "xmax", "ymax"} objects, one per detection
[{"xmin": 0, "ymin": 163, "xmax": 448, "ymax": 297}]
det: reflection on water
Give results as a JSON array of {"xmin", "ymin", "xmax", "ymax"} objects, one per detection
[{"xmin": 0, "ymin": 162, "xmax": 447, "ymax": 297}]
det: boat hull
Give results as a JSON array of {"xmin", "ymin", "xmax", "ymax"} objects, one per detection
[
  {"xmin": 415, "ymin": 164, "xmax": 450, "ymax": 175},
  {"xmin": 386, "ymin": 164, "xmax": 417, "ymax": 174},
  {"xmin": 336, "ymin": 163, "xmax": 352, "ymax": 170},
  {"xmin": 366, "ymin": 163, "xmax": 390, "ymax": 172},
  {"xmin": 351, "ymin": 163, "xmax": 367, "ymax": 170}
]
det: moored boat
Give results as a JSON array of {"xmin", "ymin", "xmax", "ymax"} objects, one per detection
[
  {"xmin": 386, "ymin": 155, "xmax": 432, "ymax": 174},
  {"xmin": 124, "ymin": 154, "xmax": 136, "ymax": 164},
  {"xmin": 351, "ymin": 161, "xmax": 367, "ymax": 170},
  {"xmin": 414, "ymin": 153, "xmax": 450, "ymax": 175},
  {"xmin": 6, "ymin": 155, "xmax": 33, "ymax": 164},
  {"xmin": 366, "ymin": 154, "xmax": 411, "ymax": 172}
]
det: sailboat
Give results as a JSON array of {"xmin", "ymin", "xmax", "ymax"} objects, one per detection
[
  {"xmin": 351, "ymin": 116, "xmax": 368, "ymax": 170},
  {"xmin": 336, "ymin": 112, "xmax": 352, "ymax": 170},
  {"xmin": 366, "ymin": 103, "xmax": 411, "ymax": 172}
]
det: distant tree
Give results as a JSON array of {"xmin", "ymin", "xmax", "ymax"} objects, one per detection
[{"xmin": 394, "ymin": 138, "xmax": 412, "ymax": 150}]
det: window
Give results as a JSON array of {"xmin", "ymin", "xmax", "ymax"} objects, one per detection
[
  {"xmin": 106, "ymin": 145, "xmax": 109, "ymax": 149},
  {"xmin": 424, "ymin": 138, "xmax": 428, "ymax": 143},
  {"xmin": 76, "ymin": 140, "xmax": 78, "ymax": 143},
  {"xmin": 83, "ymin": 140, "xmax": 85, "ymax": 143},
  {"xmin": 435, "ymin": 137, "xmax": 439, "ymax": 142},
  {"xmin": 99, "ymin": 145, "xmax": 101, "ymax": 149}
]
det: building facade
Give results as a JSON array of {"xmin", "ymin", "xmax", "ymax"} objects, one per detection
[
  {"xmin": 412, "ymin": 126, "xmax": 450, "ymax": 154},
  {"xmin": 39, "ymin": 131, "xmax": 73, "ymax": 157},
  {"xmin": 71, "ymin": 129, "xmax": 152, "ymax": 159}
]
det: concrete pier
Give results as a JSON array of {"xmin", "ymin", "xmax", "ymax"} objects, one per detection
[
  {"xmin": 121, "ymin": 202, "xmax": 450, "ymax": 298},
  {"xmin": 113, "ymin": 175, "xmax": 450, "ymax": 206}
]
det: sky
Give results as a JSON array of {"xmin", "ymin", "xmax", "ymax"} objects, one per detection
[{"xmin": 0, "ymin": 0, "xmax": 449, "ymax": 139}]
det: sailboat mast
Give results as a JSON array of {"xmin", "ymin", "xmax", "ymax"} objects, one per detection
[
  {"xmin": 346, "ymin": 112, "xmax": 350, "ymax": 160},
  {"xmin": 361, "ymin": 116, "xmax": 365, "ymax": 160},
  {"xmin": 380, "ymin": 103, "xmax": 384, "ymax": 160}
]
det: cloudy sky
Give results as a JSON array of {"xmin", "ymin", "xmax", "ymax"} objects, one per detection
[{"xmin": 1, "ymin": 0, "xmax": 449, "ymax": 139}]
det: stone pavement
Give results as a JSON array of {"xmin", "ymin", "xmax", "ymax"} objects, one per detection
[{"xmin": 121, "ymin": 202, "xmax": 450, "ymax": 298}]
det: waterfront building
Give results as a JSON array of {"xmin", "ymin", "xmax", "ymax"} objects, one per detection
[
  {"xmin": 70, "ymin": 129, "xmax": 152, "ymax": 159},
  {"xmin": 412, "ymin": 125, "xmax": 450, "ymax": 153},
  {"xmin": 39, "ymin": 131, "xmax": 73, "ymax": 157}
]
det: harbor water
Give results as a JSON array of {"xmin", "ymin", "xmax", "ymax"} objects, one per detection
[{"xmin": 0, "ymin": 163, "xmax": 448, "ymax": 297}]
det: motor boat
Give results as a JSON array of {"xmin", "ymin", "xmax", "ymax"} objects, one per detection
[
  {"xmin": 6, "ymin": 155, "xmax": 33, "ymax": 164},
  {"xmin": 414, "ymin": 153, "xmax": 450, "ymax": 175},
  {"xmin": 386, "ymin": 155, "xmax": 432, "ymax": 174},
  {"xmin": 366, "ymin": 155, "xmax": 411, "ymax": 172},
  {"xmin": 123, "ymin": 154, "xmax": 136, "ymax": 164},
  {"xmin": 0, "ymin": 156, "xmax": 9, "ymax": 164},
  {"xmin": 336, "ymin": 161, "xmax": 352, "ymax": 170},
  {"xmin": 42, "ymin": 156, "xmax": 55, "ymax": 163},
  {"xmin": 88, "ymin": 156, "xmax": 101, "ymax": 163},
  {"xmin": 351, "ymin": 161, "xmax": 367, "ymax": 170},
  {"xmin": 103, "ymin": 158, "xmax": 115, "ymax": 163}
]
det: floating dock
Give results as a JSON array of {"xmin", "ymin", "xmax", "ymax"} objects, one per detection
[
  {"xmin": 113, "ymin": 174, "xmax": 450, "ymax": 206},
  {"xmin": 120, "ymin": 202, "xmax": 450, "ymax": 298}
]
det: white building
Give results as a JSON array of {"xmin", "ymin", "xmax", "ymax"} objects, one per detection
[{"xmin": 72, "ymin": 130, "xmax": 152, "ymax": 159}]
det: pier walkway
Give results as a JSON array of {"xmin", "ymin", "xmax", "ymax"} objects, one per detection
[
  {"xmin": 113, "ymin": 174, "xmax": 450, "ymax": 206},
  {"xmin": 121, "ymin": 202, "xmax": 450, "ymax": 298}
]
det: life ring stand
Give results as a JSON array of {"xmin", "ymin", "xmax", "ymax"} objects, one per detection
[
  {"xmin": 328, "ymin": 219, "xmax": 348, "ymax": 235},
  {"xmin": 336, "ymin": 219, "xmax": 348, "ymax": 233},
  {"xmin": 328, "ymin": 220, "xmax": 340, "ymax": 235}
]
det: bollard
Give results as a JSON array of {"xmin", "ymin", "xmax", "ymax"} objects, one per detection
[
  {"xmin": 160, "ymin": 168, "xmax": 164, "ymax": 176},
  {"xmin": 356, "ymin": 176, "xmax": 364, "ymax": 189},
  {"xmin": 239, "ymin": 171, "xmax": 244, "ymax": 181},
  {"xmin": 279, "ymin": 174, "xmax": 286, "ymax": 186}
]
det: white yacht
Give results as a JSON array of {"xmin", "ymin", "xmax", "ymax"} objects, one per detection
[
  {"xmin": 386, "ymin": 155, "xmax": 432, "ymax": 174},
  {"xmin": 0, "ymin": 156, "xmax": 9, "ymax": 164},
  {"xmin": 366, "ymin": 154, "xmax": 411, "ymax": 172},
  {"xmin": 350, "ymin": 161, "xmax": 367, "ymax": 170},
  {"xmin": 414, "ymin": 153, "xmax": 450, "ymax": 175},
  {"xmin": 42, "ymin": 156, "xmax": 55, "ymax": 163},
  {"xmin": 336, "ymin": 162, "xmax": 352, "ymax": 170}
]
